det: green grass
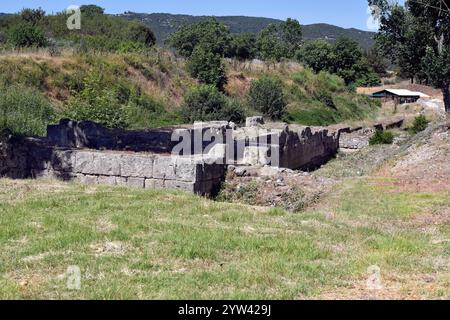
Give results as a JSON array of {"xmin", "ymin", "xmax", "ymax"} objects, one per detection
[{"xmin": 0, "ymin": 178, "xmax": 448, "ymax": 299}]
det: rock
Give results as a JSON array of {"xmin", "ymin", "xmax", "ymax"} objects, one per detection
[
  {"xmin": 259, "ymin": 166, "xmax": 280, "ymax": 177},
  {"xmin": 246, "ymin": 116, "xmax": 265, "ymax": 127}
]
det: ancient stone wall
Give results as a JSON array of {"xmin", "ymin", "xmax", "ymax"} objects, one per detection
[
  {"xmin": 232, "ymin": 124, "xmax": 341, "ymax": 170},
  {"xmin": 0, "ymin": 136, "xmax": 225, "ymax": 196},
  {"xmin": 1, "ymin": 117, "xmax": 343, "ymax": 195}
]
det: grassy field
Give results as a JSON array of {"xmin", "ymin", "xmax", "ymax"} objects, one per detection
[{"xmin": 0, "ymin": 176, "xmax": 448, "ymax": 300}]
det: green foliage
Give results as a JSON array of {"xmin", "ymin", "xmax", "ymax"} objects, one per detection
[
  {"xmin": 409, "ymin": 115, "xmax": 429, "ymax": 134},
  {"xmin": 228, "ymin": 33, "xmax": 257, "ymax": 60},
  {"xmin": 297, "ymin": 37, "xmax": 380, "ymax": 86},
  {"xmin": 296, "ymin": 40, "xmax": 334, "ymax": 73},
  {"xmin": 287, "ymin": 70, "xmax": 380, "ymax": 126},
  {"xmin": 369, "ymin": 129, "xmax": 394, "ymax": 145},
  {"xmin": 257, "ymin": 18, "xmax": 302, "ymax": 61},
  {"xmin": 186, "ymin": 46, "xmax": 227, "ymax": 91},
  {"xmin": 167, "ymin": 19, "xmax": 232, "ymax": 58},
  {"xmin": 248, "ymin": 77, "xmax": 286, "ymax": 120},
  {"xmin": 0, "ymin": 86, "xmax": 55, "ymax": 136},
  {"xmin": 80, "ymin": 5, "xmax": 105, "ymax": 15},
  {"xmin": 7, "ymin": 22, "xmax": 48, "ymax": 47},
  {"xmin": 65, "ymin": 74, "xmax": 130, "ymax": 129},
  {"xmin": 370, "ymin": 0, "xmax": 450, "ymax": 111},
  {"xmin": 126, "ymin": 22, "xmax": 156, "ymax": 47},
  {"xmin": 20, "ymin": 8, "xmax": 45, "ymax": 26},
  {"xmin": 181, "ymin": 85, "xmax": 245, "ymax": 123}
]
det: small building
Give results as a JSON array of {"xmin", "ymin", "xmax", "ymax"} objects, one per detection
[{"xmin": 370, "ymin": 89, "xmax": 429, "ymax": 104}]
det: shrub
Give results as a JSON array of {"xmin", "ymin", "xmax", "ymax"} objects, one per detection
[
  {"xmin": 410, "ymin": 115, "xmax": 429, "ymax": 134},
  {"xmin": 8, "ymin": 23, "xmax": 48, "ymax": 47},
  {"xmin": 186, "ymin": 46, "xmax": 227, "ymax": 91},
  {"xmin": 66, "ymin": 95, "xmax": 130, "ymax": 129},
  {"xmin": 65, "ymin": 74, "xmax": 130, "ymax": 129},
  {"xmin": 369, "ymin": 129, "xmax": 394, "ymax": 145},
  {"xmin": 181, "ymin": 85, "xmax": 245, "ymax": 123},
  {"xmin": 248, "ymin": 77, "xmax": 286, "ymax": 120},
  {"xmin": 0, "ymin": 86, "xmax": 56, "ymax": 136}
]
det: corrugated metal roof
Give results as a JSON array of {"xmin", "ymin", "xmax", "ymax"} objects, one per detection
[{"xmin": 375, "ymin": 89, "xmax": 430, "ymax": 98}]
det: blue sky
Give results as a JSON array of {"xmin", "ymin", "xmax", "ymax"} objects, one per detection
[{"xmin": 0, "ymin": 0, "xmax": 395, "ymax": 30}]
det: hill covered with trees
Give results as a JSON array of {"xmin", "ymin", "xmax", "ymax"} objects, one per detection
[{"xmin": 119, "ymin": 12, "xmax": 375, "ymax": 49}]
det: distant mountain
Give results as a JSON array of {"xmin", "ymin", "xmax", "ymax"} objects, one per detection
[{"xmin": 119, "ymin": 12, "xmax": 375, "ymax": 50}]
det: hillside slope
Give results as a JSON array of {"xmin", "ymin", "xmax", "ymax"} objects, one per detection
[
  {"xmin": 119, "ymin": 12, "xmax": 375, "ymax": 49},
  {"xmin": 0, "ymin": 52, "xmax": 380, "ymax": 135}
]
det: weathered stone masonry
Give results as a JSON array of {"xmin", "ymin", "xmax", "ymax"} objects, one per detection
[
  {"xmin": 0, "ymin": 121, "xmax": 227, "ymax": 196},
  {"xmin": 1, "ymin": 118, "xmax": 345, "ymax": 196}
]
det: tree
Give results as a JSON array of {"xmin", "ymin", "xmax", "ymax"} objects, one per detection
[
  {"xmin": 257, "ymin": 18, "xmax": 302, "ymax": 61},
  {"xmin": 80, "ymin": 5, "xmax": 105, "ymax": 15},
  {"xmin": 248, "ymin": 77, "xmax": 286, "ymax": 120},
  {"xmin": 298, "ymin": 38, "xmax": 380, "ymax": 86},
  {"xmin": 20, "ymin": 8, "xmax": 46, "ymax": 26},
  {"xmin": 127, "ymin": 22, "xmax": 156, "ymax": 47},
  {"xmin": 8, "ymin": 22, "xmax": 48, "ymax": 47},
  {"xmin": 228, "ymin": 33, "xmax": 257, "ymax": 60},
  {"xmin": 181, "ymin": 85, "xmax": 245, "ymax": 123},
  {"xmin": 167, "ymin": 19, "xmax": 232, "ymax": 58},
  {"xmin": 186, "ymin": 45, "xmax": 227, "ymax": 91},
  {"xmin": 369, "ymin": 0, "xmax": 450, "ymax": 111},
  {"xmin": 364, "ymin": 48, "xmax": 388, "ymax": 77},
  {"xmin": 296, "ymin": 40, "xmax": 334, "ymax": 73}
]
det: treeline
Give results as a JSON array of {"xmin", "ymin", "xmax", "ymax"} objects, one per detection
[
  {"xmin": 0, "ymin": 5, "xmax": 156, "ymax": 52},
  {"xmin": 167, "ymin": 18, "xmax": 382, "ymax": 91}
]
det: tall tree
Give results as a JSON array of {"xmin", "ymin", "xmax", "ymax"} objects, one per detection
[
  {"xmin": 257, "ymin": 18, "xmax": 302, "ymax": 61},
  {"xmin": 167, "ymin": 19, "xmax": 231, "ymax": 58},
  {"xmin": 369, "ymin": 0, "xmax": 450, "ymax": 112}
]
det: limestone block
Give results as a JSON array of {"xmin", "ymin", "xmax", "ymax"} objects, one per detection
[
  {"xmin": 116, "ymin": 177, "xmax": 127, "ymax": 186},
  {"xmin": 120, "ymin": 155, "xmax": 154, "ymax": 178},
  {"xmin": 98, "ymin": 175, "xmax": 117, "ymax": 186},
  {"xmin": 74, "ymin": 151, "xmax": 95, "ymax": 174},
  {"xmin": 174, "ymin": 157, "xmax": 197, "ymax": 182},
  {"xmin": 127, "ymin": 177, "xmax": 145, "ymax": 188},
  {"xmin": 77, "ymin": 174, "xmax": 98, "ymax": 185},
  {"xmin": 144, "ymin": 178, "xmax": 165, "ymax": 189},
  {"xmin": 91, "ymin": 153, "xmax": 121, "ymax": 176},
  {"xmin": 153, "ymin": 156, "xmax": 176, "ymax": 180},
  {"xmin": 164, "ymin": 180, "xmax": 196, "ymax": 193},
  {"xmin": 242, "ymin": 146, "xmax": 271, "ymax": 166}
]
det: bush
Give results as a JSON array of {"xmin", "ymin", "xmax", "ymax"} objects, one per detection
[
  {"xmin": 65, "ymin": 74, "xmax": 130, "ymax": 129},
  {"xmin": 181, "ymin": 85, "xmax": 245, "ymax": 123},
  {"xmin": 248, "ymin": 77, "xmax": 286, "ymax": 120},
  {"xmin": 8, "ymin": 23, "xmax": 48, "ymax": 47},
  {"xmin": 66, "ymin": 95, "xmax": 130, "ymax": 129},
  {"xmin": 0, "ymin": 86, "xmax": 56, "ymax": 136},
  {"xmin": 369, "ymin": 129, "xmax": 394, "ymax": 145},
  {"xmin": 410, "ymin": 115, "xmax": 429, "ymax": 134},
  {"xmin": 186, "ymin": 46, "xmax": 227, "ymax": 91}
]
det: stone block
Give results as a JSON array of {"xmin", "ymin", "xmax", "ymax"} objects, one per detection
[
  {"xmin": 164, "ymin": 180, "xmax": 196, "ymax": 193},
  {"xmin": 127, "ymin": 177, "xmax": 145, "ymax": 188},
  {"xmin": 51, "ymin": 150, "xmax": 76, "ymax": 172},
  {"xmin": 74, "ymin": 151, "xmax": 95, "ymax": 174},
  {"xmin": 242, "ymin": 146, "xmax": 271, "ymax": 166},
  {"xmin": 98, "ymin": 175, "xmax": 117, "ymax": 186},
  {"xmin": 144, "ymin": 178, "xmax": 165, "ymax": 189},
  {"xmin": 120, "ymin": 155, "xmax": 153, "ymax": 178},
  {"xmin": 246, "ymin": 116, "xmax": 264, "ymax": 127},
  {"xmin": 91, "ymin": 153, "xmax": 121, "ymax": 176},
  {"xmin": 116, "ymin": 177, "xmax": 127, "ymax": 186},
  {"xmin": 153, "ymin": 156, "xmax": 176, "ymax": 180},
  {"xmin": 77, "ymin": 174, "xmax": 98, "ymax": 185}
]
